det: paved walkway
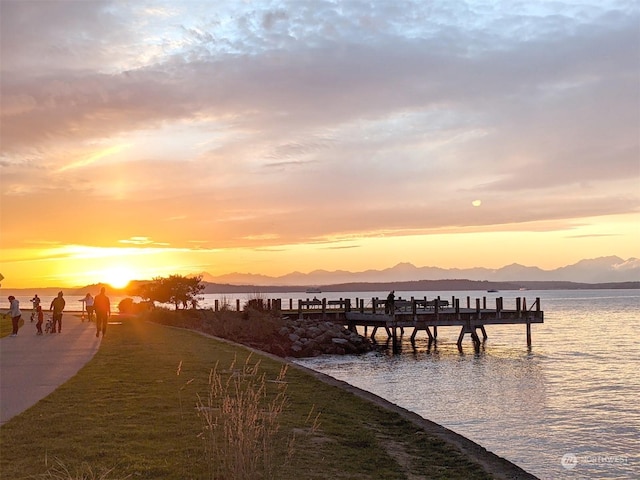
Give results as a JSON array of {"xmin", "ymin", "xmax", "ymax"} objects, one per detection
[{"xmin": 0, "ymin": 314, "xmax": 101, "ymax": 425}]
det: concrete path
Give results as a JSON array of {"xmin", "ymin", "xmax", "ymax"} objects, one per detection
[{"xmin": 0, "ymin": 314, "xmax": 101, "ymax": 425}]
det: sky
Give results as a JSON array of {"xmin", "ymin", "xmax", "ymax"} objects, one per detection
[{"xmin": 1, "ymin": 0, "xmax": 639, "ymax": 289}]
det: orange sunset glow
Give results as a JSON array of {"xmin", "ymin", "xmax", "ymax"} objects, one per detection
[{"xmin": 1, "ymin": 1, "xmax": 638, "ymax": 289}]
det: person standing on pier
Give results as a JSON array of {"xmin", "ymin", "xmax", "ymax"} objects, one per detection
[
  {"xmin": 386, "ymin": 290, "xmax": 395, "ymax": 315},
  {"xmin": 94, "ymin": 287, "xmax": 111, "ymax": 338},
  {"xmin": 49, "ymin": 291, "xmax": 65, "ymax": 333}
]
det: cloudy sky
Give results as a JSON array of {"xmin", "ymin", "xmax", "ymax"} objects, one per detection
[{"xmin": 1, "ymin": 0, "xmax": 638, "ymax": 288}]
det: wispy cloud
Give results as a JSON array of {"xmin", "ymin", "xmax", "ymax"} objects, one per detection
[{"xmin": 0, "ymin": 0, "xmax": 638, "ymax": 282}]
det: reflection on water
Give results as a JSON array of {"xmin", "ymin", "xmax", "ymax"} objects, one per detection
[{"xmin": 296, "ymin": 290, "xmax": 640, "ymax": 480}]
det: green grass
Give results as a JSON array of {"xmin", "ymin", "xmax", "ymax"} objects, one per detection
[
  {"xmin": 0, "ymin": 317, "xmax": 491, "ymax": 479},
  {"xmin": 0, "ymin": 312, "xmax": 24, "ymax": 337}
]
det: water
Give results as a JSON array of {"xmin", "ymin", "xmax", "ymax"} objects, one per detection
[
  {"xmin": 292, "ymin": 290, "xmax": 639, "ymax": 480},
  {"xmin": 4, "ymin": 289, "xmax": 638, "ymax": 478}
]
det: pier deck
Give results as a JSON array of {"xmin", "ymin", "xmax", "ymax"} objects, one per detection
[{"xmin": 273, "ymin": 295, "xmax": 544, "ymax": 350}]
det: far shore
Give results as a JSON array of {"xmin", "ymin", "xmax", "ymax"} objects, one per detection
[{"xmin": 2, "ymin": 279, "xmax": 639, "ymax": 295}]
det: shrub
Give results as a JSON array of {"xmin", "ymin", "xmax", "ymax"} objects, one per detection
[
  {"xmin": 117, "ymin": 298, "xmax": 134, "ymax": 314},
  {"xmin": 117, "ymin": 298, "xmax": 151, "ymax": 314}
]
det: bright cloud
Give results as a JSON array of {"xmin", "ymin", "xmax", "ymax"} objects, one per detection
[{"xmin": 1, "ymin": 0, "xmax": 638, "ymax": 287}]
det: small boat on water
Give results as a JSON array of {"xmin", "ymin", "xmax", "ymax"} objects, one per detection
[
  {"xmin": 487, "ymin": 289, "xmax": 499, "ymax": 293},
  {"xmin": 305, "ymin": 287, "xmax": 322, "ymax": 294}
]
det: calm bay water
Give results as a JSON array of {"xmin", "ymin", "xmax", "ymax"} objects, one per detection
[
  {"xmin": 5, "ymin": 289, "xmax": 638, "ymax": 478},
  {"xmin": 292, "ymin": 289, "xmax": 639, "ymax": 480}
]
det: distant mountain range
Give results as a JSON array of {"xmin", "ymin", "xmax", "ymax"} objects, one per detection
[
  {"xmin": 198, "ymin": 256, "xmax": 640, "ymax": 286},
  {"xmin": 3, "ymin": 256, "xmax": 638, "ymax": 295}
]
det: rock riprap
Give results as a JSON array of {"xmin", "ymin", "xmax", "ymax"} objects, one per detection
[{"xmin": 276, "ymin": 317, "xmax": 372, "ymax": 357}]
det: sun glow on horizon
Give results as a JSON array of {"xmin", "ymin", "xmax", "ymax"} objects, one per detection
[{"xmin": 99, "ymin": 266, "xmax": 136, "ymax": 289}]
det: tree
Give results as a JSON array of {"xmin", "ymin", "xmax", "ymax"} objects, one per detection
[{"xmin": 137, "ymin": 275, "xmax": 205, "ymax": 310}]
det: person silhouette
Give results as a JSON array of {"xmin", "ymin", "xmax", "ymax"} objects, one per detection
[
  {"xmin": 30, "ymin": 294, "xmax": 41, "ymax": 322},
  {"xmin": 8, "ymin": 295, "xmax": 22, "ymax": 336},
  {"xmin": 84, "ymin": 293, "xmax": 95, "ymax": 322},
  {"xmin": 49, "ymin": 291, "xmax": 65, "ymax": 333},
  {"xmin": 385, "ymin": 290, "xmax": 395, "ymax": 314},
  {"xmin": 94, "ymin": 287, "xmax": 111, "ymax": 338}
]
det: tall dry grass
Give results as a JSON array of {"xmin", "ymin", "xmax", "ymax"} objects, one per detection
[
  {"xmin": 194, "ymin": 355, "xmax": 318, "ymax": 480},
  {"xmin": 36, "ymin": 458, "xmax": 129, "ymax": 480}
]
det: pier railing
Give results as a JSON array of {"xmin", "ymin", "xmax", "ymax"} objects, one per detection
[{"xmin": 208, "ymin": 294, "xmax": 543, "ymax": 350}]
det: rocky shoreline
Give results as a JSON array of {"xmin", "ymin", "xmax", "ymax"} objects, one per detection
[
  {"xmin": 144, "ymin": 308, "xmax": 374, "ymax": 359},
  {"xmin": 275, "ymin": 316, "xmax": 373, "ymax": 357}
]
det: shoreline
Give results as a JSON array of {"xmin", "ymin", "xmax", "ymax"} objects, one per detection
[{"xmin": 190, "ymin": 325, "xmax": 539, "ymax": 480}]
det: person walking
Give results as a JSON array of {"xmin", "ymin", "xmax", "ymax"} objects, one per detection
[
  {"xmin": 49, "ymin": 291, "xmax": 66, "ymax": 333},
  {"xmin": 35, "ymin": 305, "xmax": 44, "ymax": 335},
  {"xmin": 94, "ymin": 287, "xmax": 111, "ymax": 338},
  {"xmin": 8, "ymin": 296, "xmax": 22, "ymax": 336},
  {"xmin": 30, "ymin": 294, "xmax": 41, "ymax": 322},
  {"xmin": 84, "ymin": 293, "xmax": 95, "ymax": 322}
]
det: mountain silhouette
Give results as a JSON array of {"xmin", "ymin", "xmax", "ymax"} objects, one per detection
[{"xmin": 198, "ymin": 256, "xmax": 639, "ymax": 286}]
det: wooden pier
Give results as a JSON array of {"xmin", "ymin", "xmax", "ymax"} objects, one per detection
[
  {"xmin": 271, "ymin": 295, "xmax": 544, "ymax": 351},
  {"xmin": 212, "ymin": 294, "xmax": 544, "ymax": 351}
]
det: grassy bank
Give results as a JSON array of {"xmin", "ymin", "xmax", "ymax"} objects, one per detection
[
  {"xmin": 1, "ymin": 313, "xmax": 24, "ymax": 337},
  {"xmin": 0, "ymin": 316, "xmax": 491, "ymax": 479}
]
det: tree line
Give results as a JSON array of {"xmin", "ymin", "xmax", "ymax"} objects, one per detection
[{"xmin": 136, "ymin": 274, "xmax": 205, "ymax": 310}]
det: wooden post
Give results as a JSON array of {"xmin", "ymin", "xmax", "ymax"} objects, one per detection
[
  {"xmin": 471, "ymin": 327, "xmax": 481, "ymax": 347},
  {"xmin": 516, "ymin": 297, "xmax": 522, "ymax": 318},
  {"xmin": 479, "ymin": 325, "xmax": 488, "ymax": 340},
  {"xmin": 425, "ymin": 327, "xmax": 434, "ymax": 341},
  {"xmin": 410, "ymin": 327, "xmax": 418, "ymax": 342},
  {"xmin": 467, "ymin": 296, "xmax": 471, "ymax": 308},
  {"xmin": 372, "ymin": 297, "xmax": 377, "ymax": 314},
  {"xmin": 526, "ymin": 321, "xmax": 532, "ymax": 348},
  {"xmin": 298, "ymin": 299, "xmax": 302, "ymax": 319},
  {"xmin": 236, "ymin": 299, "xmax": 240, "ymax": 311},
  {"xmin": 483, "ymin": 296, "xmax": 487, "ymax": 309},
  {"xmin": 475, "ymin": 298, "xmax": 481, "ymax": 314},
  {"xmin": 214, "ymin": 299, "xmax": 219, "ymax": 312},
  {"xmin": 457, "ymin": 326, "xmax": 465, "ymax": 348}
]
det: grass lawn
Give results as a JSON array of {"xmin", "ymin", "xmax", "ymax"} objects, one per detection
[
  {"xmin": 0, "ymin": 316, "xmax": 491, "ymax": 479},
  {"xmin": 0, "ymin": 312, "xmax": 24, "ymax": 337}
]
